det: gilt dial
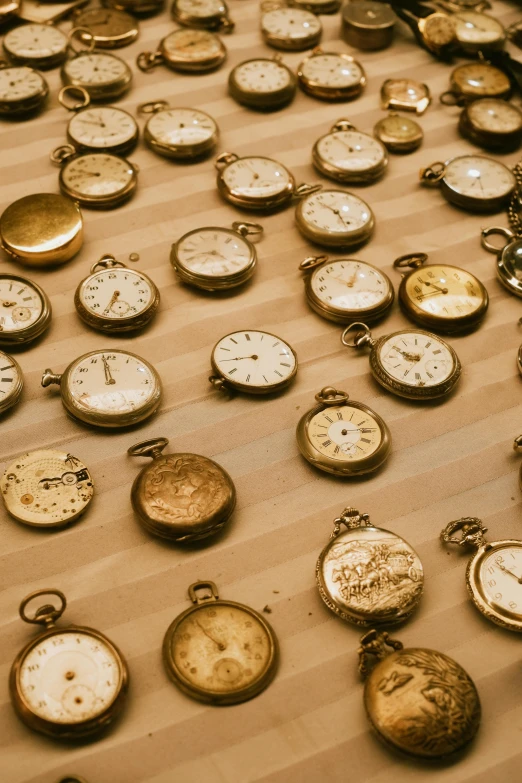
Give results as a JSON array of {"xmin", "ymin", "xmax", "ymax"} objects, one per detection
[
  {"xmin": 78, "ymin": 268, "xmax": 154, "ymax": 321},
  {"xmin": 443, "ymin": 155, "xmax": 515, "ymax": 202},
  {"xmin": 308, "ymin": 404, "xmax": 382, "ymax": 461},
  {"xmin": 175, "ymin": 228, "xmax": 253, "ymax": 277},
  {"xmin": 314, "ymin": 130, "xmax": 387, "ymax": 180},
  {"xmin": 0, "ymin": 66, "xmax": 46, "ymax": 103},
  {"xmin": 451, "ymin": 62, "xmax": 511, "ymax": 99},
  {"xmin": 404, "ymin": 265, "xmax": 486, "ymax": 322},
  {"xmin": 146, "ymin": 108, "xmax": 217, "ymax": 151},
  {"xmin": 378, "ymin": 332, "xmax": 455, "ymax": 387},
  {"xmin": 300, "ymin": 52, "xmax": 363, "ymax": 89},
  {"xmin": 212, "ymin": 330, "xmax": 297, "ymax": 390},
  {"xmin": 68, "ymin": 107, "xmax": 138, "ymax": 152},
  {"xmin": 60, "ymin": 153, "xmax": 136, "ymax": 202},
  {"xmin": 261, "ymin": 8, "xmax": 321, "ymax": 48},
  {"xmin": 479, "ymin": 544, "xmax": 522, "ymax": 617},
  {"xmin": 221, "ymin": 157, "xmax": 292, "ymax": 200},
  {"xmin": 0, "ymin": 276, "xmax": 45, "ymax": 333},
  {"xmin": 3, "ymin": 23, "xmax": 67, "ymax": 65},
  {"xmin": 63, "ymin": 53, "xmax": 129, "ymax": 87},
  {"xmin": 310, "ymin": 259, "xmax": 390, "ymax": 314}
]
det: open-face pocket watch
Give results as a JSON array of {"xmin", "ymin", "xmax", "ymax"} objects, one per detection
[
  {"xmin": 458, "ymin": 98, "xmax": 522, "ymax": 151},
  {"xmin": 74, "ymin": 254, "xmax": 160, "ymax": 332},
  {"xmin": 441, "ymin": 61, "xmax": 512, "ymax": 105},
  {"xmin": 0, "ymin": 274, "xmax": 51, "ymax": 345},
  {"xmin": 41, "ymin": 349, "xmax": 162, "ymax": 428},
  {"xmin": 171, "ymin": 0, "xmax": 234, "ymax": 32},
  {"xmin": 295, "ymin": 189, "xmax": 375, "ymax": 249},
  {"xmin": 420, "ymin": 155, "xmax": 515, "ymax": 212},
  {"xmin": 59, "ymin": 86, "xmax": 139, "ymax": 155},
  {"xmin": 299, "ymin": 256, "xmax": 394, "ymax": 323},
  {"xmin": 296, "ymin": 387, "xmax": 391, "ymax": 476},
  {"xmin": 358, "ymin": 629, "xmax": 481, "ymax": 760},
  {"xmin": 261, "ymin": 5, "xmax": 322, "ymax": 51},
  {"xmin": 72, "ymin": 8, "xmax": 140, "ymax": 49},
  {"xmin": 317, "ymin": 507, "xmax": 423, "ymax": 625},
  {"xmin": 297, "ymin": 48, "xmax": 366, "ymax": 101},
  {"xmin": 51, "ymin": 145, "xmax": 138, "ymax": 209},
  {"xmin": 163, "ymin": 581, "xmax": 278, "ymax": 704},
  {"xmin": 481, "ymin": 226, "xmax": 522, "ymax": 298},
  {"xmin": 453, "ymin": 10, "xmax": 505, "ymax": 54},
  {"xmin": 373, "ymin": 113, "xmax": 423, "ymax": 154},
  {"xmin": 138, "ymin": 101, "xmax": 218, "ymax": 160},
  {"xmin": 380, "ymin": 78, "xmax": 431, "ymax": 115},
  {"xmin": 342, "ymin": 323, "xmax": 462, "ymax": 400},
  {"xmin": 61, "ymin": 29, "xmax": 132, "ymax": 101},
  {"xmin": 0, "ymin": 350, "xmax": 23, "ymax": 414},
  {"xmin": 171, "ymin": 222, "xmax": 263, "ymax": 291},
  {"xmin": 2, "ymin": 23, "xmax": 68, "ymax": 70},
  {"xmin": 137, "ymin": 28, "xmax": 226, "ymax": 73},
  {"xmin": 209, "ymin": 329, "xmax": 297, "ymax": 395},
  {"xmin": 0, "ymin": 62, "xmax": 49, "ymax": 118},
  {"xmin": 1, "ymin": 449, "xmax": 93, "ymax": 528},
  {"xmin": 128, "ymin": 438, "xmax": 236, "ymax": 541},
  {"xmin": 312, "ymin": 120, "xmax": 388, "ymax": 184},
  {"xmin": 441, "ymin": 516, "xmax": 522, "ymax": 632},
  {"xmin": 10, "ymin": 589, "xmax": 129, "ymax": 739},
  {"xmin": 393, "ymin": 252, "xmax": 488, "ymax": 333},
  {"xmin": 228, "ymin": 56, "xmax": 297, "ymax": 111}
]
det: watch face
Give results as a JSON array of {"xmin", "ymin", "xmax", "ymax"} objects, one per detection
[
  {"xmin": 466, "ymin": 99, "xmax": 522, "ymax": 135},
  {"xmin": 0, "ymin": 66, "xmax": 46, "ymax": 102},
  {"xmin": 79, "ymin": 268, "xmax": 154, "ymax": 320},
  {"xmin": 310, "ymin": 259, "xmax": 390, "ymax": 313},
  {"xmin": 423, "ymin": 14, "xmax": 455, "ymax": 46},
  {"xmin": 378, "ymin": 331, "xmax": 455, "ymax": 387},
  {"xmin": 163, "ymin": 29, "xmax": 223, "ymax": 62},
  {"xmin": 147, "ymin": 108, "xmax": 217, "ymax": 148},
  {"xmin": 375, "ymin": 114, "xmax": 422, "ymax": 143},
  {"xmin": 61, "ymin": 153, "xmax": 135, "ymax": 199},
  {"xmin": 222, "ymin": 156, "xmax": 292, "ymax": 200},
  {"xmin": 68, "ymin": 107, "xmax": 137, "ymax": 150},
  {"xmin": 478, "ymin": 543, "xmax": 522, "ymax": 618},
  {"xmin": 0, "ymin": 276, "xmax": 45, "ymax": 332},
  {"xmin": 308, "ymin": 403, "xmax": 383, "ymax": 461},
  {"xmin": 0, "ymin": 350, "xmax": 21, "ymax": 407},
  {"xmin": 452, "ymin": 63, "xmax": 510, "ymax": 97},
  {"xmin": 443, "ymin": 155, "xmax": 515, "ymax": 202},
  {"xmin": 74, "ymin": 8, "xmax": 138, "ymax": 39},
  {"xmin": 454, "ymin": 11, "xmax": 504, "ymax": 44},
  {"xmin": 382, "ymin": 78, "xmax": 429, "ymax": 105},
  {"xmin": 299, "ymin": 190, "xmax": 373, "ymax": 236},
  {"xmin": 316, "ymin": 130, "xmax": 386, "ymax": 174},
  {"xmin": 176, "ymin": 228, "xmax": 253, "ymax": 278},
  {"xmin": 63, "ymin": 53, "xmax": 129, "ymax": 86},
  {"xmin": 404, "ymin": 265, "xmax": 485, "ymax": 320},
  {"xmin": 233, "ymin": 59, "xmax": 291, "ymax": 94},
  {"xmin": 3, "ymin": 23, "xmax": 67, "ymax": 60},
  {"xmin": 301, "ymin": 53, "xmax": 363, "ymax": 88},
  {"xmin": 212, "ymin": 330, "xmax": 297, "ymax": 390},
  {"xmin": 176, "ymin": 0, "xmax": 225, "ymax": 16},
  {"xmin": 262, "ymin": 8, "xmax": 321, "ymax": 42}
]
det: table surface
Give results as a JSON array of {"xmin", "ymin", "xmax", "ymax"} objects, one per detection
[{"xmin": 1, "ymin": 2, "xmax": 522, "ymax": 782}]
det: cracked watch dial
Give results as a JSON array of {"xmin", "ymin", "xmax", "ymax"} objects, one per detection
[
  {"xmin": 146, "ymin": 108, "xmax": 217, "ymax": 156},
  {"xmin": 296, "ymin": 190, "xmax": 374, "ymax": 247},
  {"xmin": 441, "ymin": 155, "xmax": 515, "ymax": 206},
  {"xmin": 60, "ymin": 153, "xmax": 136, "ymax": 205},
  {"xmin": 77, "ymin": 267, "xmax": 156, "ymax": 326},
  {"xmin": 3, "ymin": 23, "xmax": 67, "ymax": 66},
  {"xmin": 67, "ymin": 107, "xmax": 138, "ymax": 152},
  {"xmin": 378, "ymin": 331, "xmax": 456, "ymax": 388},
  {"xmin": 212, "ymin": 330, "xmax": 297, "ymax": 392},
  {"xmin": 261, "ymin": 8, "xmax": 321, "ymax": 49},
  {"xmin": 308, "ymin": 403, "xmax": 384, "ymax": 462},
  {"xmin": 175, "ymin": 227, "xmax": 253, "ymax": 278}
]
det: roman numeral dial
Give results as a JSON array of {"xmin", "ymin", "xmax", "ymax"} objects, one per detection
[
  {"xmin": 309, "ymin": 405, "xmax": 382, "ymax": 461},
  {"xmin": 211, "ymin": 330, "xmax": 297, "ymax": 393}
]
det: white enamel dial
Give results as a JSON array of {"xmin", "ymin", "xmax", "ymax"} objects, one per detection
[
  {"xmin": 223, "ymin": 157, "xmax": 291, "ymax": 199},
  {"xmin": 233, "ymin": 59, "xmax": 291, "ymax": 93},
  {"xmin": 262, "ymin": 8, "xmax": 321, "ymax": 42},
  {"xmin": 301, "ymin": 53, "xmax": 363, "ymax": 88},
  {"xmin": 18, "ymin": 631, "xmax": 121, "ymax": 724},
  {"xmin": 0, "ymin": 350, "xmax": 21, "ymax": 407},
  {"xmin": 311, "ymin": 260, "xmax": 389, "ymax": 311},
  {"xmin": 479, "ymin": 544, "xmax": 522, "ymax": 616},
  {"xmin": 176, "ymin": 229, "xmax": 252, "ymax": 277},
  {"xmin": 176, "ymin": 0, "xmax": 225, "ymax": 16},
  {"xmin": 454, "ymin": 11, "xmax": 504, "ymax": 45},
  {"xmin": 467, "ymin": 100, "xmax": 522, "ymax": 134},
  {"xmin": 163, "ymin": 29, "xmax": 222, "ymax": 61},
  {"xmin": 79, "ymin": 269, "xmax": 154, "ymax": 320},
  {"xmin": 213, "ymin": 330, "xmax": 296, "ymax": 389},
  {"xmin": 63, "ymin": 53, "xmax": 128, "ymax": 87},
  {"xmin": 378, "ymin": 332, "xmax": 455, "ymax": 387},
  {"xmin": 68, "ymin": 108, "xmax": 138, "ymax": 150},
  {"xmin": 316, "ymin": 131, "xmax": 386, "ymax": 173},
  {"xmin": 300, "ymin": 191, "xmax": 372, "ymax": 235},
  {"xmin": 62, "ymin": 154, "xmax": 135, "ymax": 198},
  {"xmin": 308, "ymin": 404, "xmax": 382, "ymax": 461},
  {"xmin": 147, "ymin": 108, "xmax": 216, "ymax": 148},
  {"xmin": 0, "ymin": 277, "xmax": 44, "ymax": 332},
  {"xmin": 444, "ymin": 155, "xmax": 515, "ymax": 201},
  {"xmin": 0, "ymin": 67, "xmax": 46, "ymax": 102},
  {"xmin": 3, "ymin": 24, "xmax": 67, "ymax": 60}
]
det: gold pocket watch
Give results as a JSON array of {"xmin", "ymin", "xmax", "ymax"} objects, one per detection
[
  {"xmin": 162, "ymin": 581, "xmax": 278, "ymax": 704},
  {"xmin": 171, "ymin": 0, "xmax": 234, "ymax": 32},
  {"xmin": 138, "ymin": 101, "xmax": 218, "ymax": 160},
  {"xmin": 481, "ymin": 226, "xmax": 522, "ymax": 298},
  {"xmin": 317, "ymin": 507, "xmax": 423, "ymax": 624},
  {"xmin": 215, "ymin": 152, "xmax": 321, "ymax": 212},
  {"xmin": 312, "ymin": 120, "xmax": 388, "ymax": 184},
  {"xmin": 342, "ymin": 323, "xmax": 462, "ymax": 400},
  {"xmin": 61, "ymin": 29, "xmax": 132, "ymax": 101},
  {"xmin": 299, "ymin": 255, "xmax": 394, "ymax": 323},
  {"xmin": 0, "ymin": 349, "xmax": 23, "ymax": 414},
  {"xmin": 295, "ymin": 189, "xmax": 375, "ymax": 249},
  {"xmin": 128, "ymin": 438, "xmax": 236, "ymax": 541},
  {"xmin": 261, "ymin": 5, "xmax": 322, "ymax": 51},
  {"xmin": 290, "ymin": 0, "xmax": 340, "ymax": 13},
  {"xmin": 358, "ymin": 629, "xmax": 481, "ymax": 759},
  {"xmin": 0, "ymin": 193, "xmax": 83, "ymax": 267},
  {"xmin": 0, "ymin": 274, "xmax": 52, "ymax": 345},
  {"xmin": 2, "ymin": 23, "xmax": 68, "ymax": 69},
  {"xmin": 0, "ymin": 62, "xmax": 49, "ymax": 117},
  {"xmin": 393, "ymin": 252, "xmax": 488, "ymax": 332},
  {"xmin": 441, "ymin": 61, "xmax": 511, "ymax": 105},
  {"xmin": 442, "ymin": 516, "xmax": 522, "ymax": 632},
  {"xmin": 453, "ymin": 11, "xmax": 505, "ymax": 54},
  {"xmin": 459, "ymin": 98, "xmax": 522, "ymax": 151},
  {"xmin": 171, "ymin": 222, "xmax": 263, "ymax": 291},
  {"xmin": 74, "ymin": 254, "xmax": 160, "ymax": 332},
  {"xmin": 1, "ymin": 450, "xmax": 93, "ymax": 528},
  {"xmin": 341, "ymin": 1, "xmax": 396, "ymax": 50},
  {"xmin": 380, "ymin": 78, "xmax": 431, "ymax": 115},
  {"xmin": 228, "ymin": 56, "xmax": 297, "ymax": 111},
  {"xmin": 420, "ymin": 154, "xmax": 515, "ymax": 212},
  {"xmin": 209, "ymin": 329, "xmax": 297, "ymax": 395},
  {"xmin": 296, "ymin": 387, "xmax": 391, "ymax": 476},
  {"xmin": 72, "ymin": 8, "xmax": 140, "ymax": 49},
  {"xmin": 41, "ymin": 349, "xmax": 162, "ymax": 428},
  {"xmin": 51, "ymin": 145, "xmax": 138, "ymax": 209},
  {"xmin": 59, "ymin": 86, "xmax": 139, "ymax": 155},
  {"xmin": 373, "ymin": 113, "xmax": 423, "ymax": 154},
  {"xmin": 297, "ymin": 48, "xmax": 366, "ymax": 101},
  {"xmin": 137, "ymin": 29, "xmax": 226, "ymax": 73},
  {"xmin": 10, "ymin": 589, "xmax": 129, "ymax": 739}
]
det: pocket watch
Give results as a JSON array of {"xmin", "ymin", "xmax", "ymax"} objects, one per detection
[
  {"xmin": 209, "ymin": 329, "xmax": 297, "ymax": 395},
  {"xmin": 0, "ymin": 62, "xmax": 49, "ymax": 117},
  {"xmin": 373, "ymin": 113, "xmax": 423, "ymax": 154},
  {"xmin": 51, "ymin": 145, "xmax": 138, "ymax": 209},
  {"xmin": 0, "ymin": 193, "xmax": 83, "ymax": 267},
  {"xmin": 453, "ymin": 11, "xmax": 505, "ymax": 54},
  {"xmin": 2, "ymin": 23, "xmax": 68, "ymax": 70},
  {"xmin": 393, "ymin": 252, "xmax": 488, "ymax": 332},
  {"xmin": 261, "ymin": 6, "xmax": 322, "ymax": 51},
  {"xmin": 386, "ymin": 2, "xmax": 456, "ymax": 58},
  {"xmin": 171, "ymin": 222, "xmax": 263, "ymax": 291},
  {"xmin": 341, "ymin": 1, "xmax": 397, "ymax": 50},
  {"xmin": 441, "ymin": 516, "xmax": 522, "ymax": 632},
  {"xmin": 128, "ymin": 438, "xmax": 236, "ymax": 541},
  {"xmin": 481, "ymin": 226, "xmax": 522, "ymax": 298},
  {"xmin": 0, "ymin": 350, "xmax": 23, "ymax": 414},
  {"xmin": 138, "ymin": 101, "xmax": 218, "ymax": 160},
  {"xmin": 162, "ymin": 581, "xmax": 278, "ymax": 704},
  {"xmin": 61, "ymin": 30, "xmax": 132, "ymax": 101},
  {"xmin": 41, "ymin": 349, "xmax": 162, "ymax": 428},
  {"xmin": 459, "ymin": 98, "xmax": 522, "ymax": 151},
  {"xmin": 297, "ymin": 48, "xmax": 366, "ymax": 101},
  {"xmin": 295, "ymin": 189, "xmax": 375, "ymax": 249},
  {"xmin": 10, "ymin": 589, "xmax": 129, "ymax": 739},
  {"xmin": 312, "ymin": 120, "xmax": 388, "ymax": 184},
  {"xmin": 171, "ymin": 0, "xmax": 234, "ymax": 32},
  {"xmin": 420, "ymin": 155, "xmax": 515, "ymax": 212},
  {"xmin": 137, "ymin": 29, "xmax": 226, "ymax": 73},
  {"xmin": 296, "ymin": 387, "xmax": 391, "ymax": 476},
  {"xmin": 342, "ymin": 323, "xmax": 462, "ymax": 400},
  {"xmin": 299, "ymin": 255, "xmax": 394, "ymax": 323},
  {"xmin": 441, "ymin": 61, "xmax": 511, "ymax": 105},
  {"xmin": 358, "ymin": 629, "xmax": 481, "ymax": 759},
  {"xmin": 72, "ymin": 8, "xmax": 139, "ymax": 49},
  {"xmin": 74, "ymin": 254, "xmax": 160, "ymax": 332},
  {"xmin": 59, "ymin": 86, "xmax": 139, "ymax": 156},
  {"xmin": 215, "ymin": 152, "xmax": 321, "ymax": 212},
  {"xmin": 103, "ymin": 0, "xmax": 164, "ymax": 16},
  {"xmin": 289, "ymin": 0, "xmax": 340, "ymax": 12},
  {"xmin": 1, "ymin": 450, "xmax": 93, "ymax": 528},
  {"xmin": 380, "ymin": 78, "xmax": 431, "ymax": 114},
  {"xmin": 228, "ymin": 56, "xmax": 297, "ymax": 111},
  {"xmin": 0, "ymin": 274, "xmax": 52, "ymax": 345}
]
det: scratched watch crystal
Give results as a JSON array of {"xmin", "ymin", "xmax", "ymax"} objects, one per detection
[
  {"xmin": 3, "ymin": 23, "xmax": 68, "ymax": 69},
  {"xmin": 67, "ymin": 106, "xmax": 139, "ymax": 154},
  {"xmin": 295, "ymin": 189, "xmax": 375, "ymax": 248},
  {"xmin": 0, "ymin": 274, "xmax": 51, "ymax": 344}
]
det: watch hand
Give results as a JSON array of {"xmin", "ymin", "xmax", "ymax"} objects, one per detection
[
  {"xmin": 103, "ymin": 290, "xmax": 120, "ymax": 315},
  {"xmin": 77, "ymin": 119, "xmax": 107, "ymax": 128},
  {"xmin": 417, "ymin": 277, "xmax": 449, "ymax": 295},
  {"xmin": 498, "ymin": 563, "xmax": 522, "ymax": 583},
  {"xmin": 220, "ymin": 355, "xmax": 259, "ymax": 361},
  {"xmin": 417, "ymin": 290, "xmax": 446, "ymax": 300},
  {"xmin": 320, "ymin": 201, "xmax": 351, "ymax": 226},
  {"xmin": 196, "ymin": 621, "xmax": 226, "ymax": 651},
  {"xmin": 2, "ymin": 301, "xmax": 17, "ymax": 307},
  {"xmin": 102, "ymin": 355, "xmax": 116, "ymax": 385}
]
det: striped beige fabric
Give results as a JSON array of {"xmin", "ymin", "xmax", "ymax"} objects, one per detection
[{"xmin": 2, "ymin": 1, "xmax": 522, "ymax": 781}]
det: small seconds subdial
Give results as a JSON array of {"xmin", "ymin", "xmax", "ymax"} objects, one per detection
[
  {"xmin": 68, "ymin": 107, "xmax": 138, "ymax": 152},
  {"xmin": 480, "ymin": 545, "xmax": 522, "ymax": 617},
  {"xmin": 176, "ymin": 228, "xmax": 252, "ymax": 277},
  {"xmin": 0, "ymin": 276, "xmax": 44, "ymax": 332},
  {"xmin": 212, "ymin": 330, "xmax": 297, "ymax": 391},
  {"xmin": 309, "ymin": 404, "xmax": 382, "ymax": 461},
  {"xmin": 79, "ymin": 268, "xmax": 154, "ymax": 320},
  {"xmin": 379, "ymin": 332, "xmax": 455, "ymax": 387}
]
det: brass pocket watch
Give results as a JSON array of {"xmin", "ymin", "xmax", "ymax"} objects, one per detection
[
  {"xmin": 215, "ymin": 152, "xmax": 321, "ymax": 212},
  {"xmin": 61, "ymin": 29, "xmax": 132, "ymax": 101},
  {"xmin": 373, "ymin": 113, "xmax": 423, "ymax": 154},
  {"xmin": 295, "ymin": 189, "xmax": 375, "ymax": 249},
  {"xmin": 209, "ymin": 329, "xmax": 297, "ymax": 395},
  {"xmin": 317, "ymin": 507, "xmax": 423, "ymax": 624},
  {"xmin": 51, "ymin": 145, "xmax": 138, "ymax": 209},
  {"xmin": 341, "ymin": 1, "xmax": 396, "ymax": 50},
  {"xmin": 162, "ymin": 581, "xmax": 278, "ymax": 704},
  {"xmin": 453, "ymin": 10, "xmax": 505, "ymax": 54},
  {"xmin": 171, "ymin": 0, "xmax": 234, "ymax": 32},
  {"xmin": 41, "ymin": 349, "xmax": 162, "ymax": 428},
  {"xmin": 380, "ymin": 78, "xmax": 431, "ymax": 115},
  {"xmin": 74, "ymin": 254, "xmax": 160, "ymax": 332},
  {"xmin": 459, "ymin": 98, "xmax": 522, "ymax": 151},
  {"xmin": 0, "ymin": 193, "xmax": 83, "ymax": 267},
  {"xmin": 261, "ymin": 6, "xmax": 322, "ymax": 51},
  {"xmin": 342, "ymin": 323, "xmax": 462, "ymax": 400},
  {"xmin": 128, "ymin": 438, "xmax": 236, "ymax": 541},
  {"xmin": 0, "ymin": 273, "xmax": 52, "ymax": 345},
  {"xmin": 296, "ymin": 387, "xmax": 391, "ymax": 476},
  {"xmin": 441, "ymin": 61, "xmax": 511, "ymax": 105},
  {"xmin": 358, "ymin": 629, "xmax": 481, "ymax": 759},
  {"xmin": 72, "ymin": 8, "xmax": 140, "ymax": 49},
  {"xmin": 171, "ymin": 222, "xmax": 263, "ymax": 291},
  {"xmin": 0, "ymin": 62, "xmax": 49, "ymax": 117},
  {"xmin": 1, "ymin": 450, "xmax": 93, "ymax": 528},
  {"xmin": 442, "ymin": 516, "xmax": 522, "ymax": 632},
  {"xmin": 481, "ymin": 226, "xmax": 522, "ymax": 297},
  {"xmin": 10, "ymin": 589, "xmax": 129, "ymax": 739},
  {"xmin": 137, "ymin": 29, "xmax": 226, "ymax": 73},
  {"xmin": 312, "ymin": 120, "xmax": 388, "ymax": 184},
  {"xmin": 0, "ymin": 349, "xmax": 23, "ymax": 414},
  {"xmin": 2, "ymin": 23, "xmax": 68, "ymax": 69},
  {"xmin": 297, "ymin": 48, "xmax": 366, "ymax": 101},
  {"xmin": 299, "ymin": 255, "xmax": 394, "ymax": 323},
  {"xmin": 420, "ymin": 155, "xmax": 515, "ymax": 212},
  {"xmin": 228, "ymin": 56, "xmax": 297, "ymax": 111},
  {"xmin": 393, "ymin": 252, "xmax": 488, "ymax": 333},
  {"xmin": 138, "ymin": 101, "xmax": 218, "ymax": 160}
]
